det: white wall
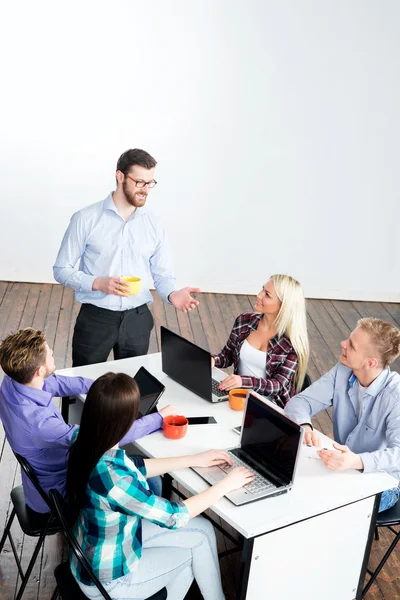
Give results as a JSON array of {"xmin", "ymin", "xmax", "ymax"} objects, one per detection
[{"xmin": 0, "ymin": 0, "xmax": 399, "ymax": 301}]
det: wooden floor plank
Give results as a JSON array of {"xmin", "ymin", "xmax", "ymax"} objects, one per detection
[
  {"xmin": 215, "ymin": 293, "xmax": 237, "ymax": 339},
  {"xmin": 352, "ymin": 301, "xmax": 399, "ymax": 328},
  {"xmin": 196, "ymin": 297, "xmax": 223, "ymax": 355},
  {"xmin": 382, "ymin": 303, "xmax": 400, "ymax": 327},
  {"xmin": 0, "ymin": 283, "xmax": 30, "ymax": 340},
  {"xmin": 204, "ymin": 293, "xmax": 231, "ymax": 349},
  {"xmin": 307, "ymin": 299, "xmax": 344, "ymax": 357},
  {"xmin": 331, "ymin": 300, "xmax": 362, "ymax": 331},
  {"xmin": 306, "ymin": 313, "xmax": 337, "ymax": 376},
  {"xmin": 31, "ymin": 284, "xmax": 52, "ymax": 332},
  {"xmin": 42, "ymin": 285, "xmax": 63, "ymax": 350},
  {"xmin": 18, "ymin": 284, "xmax": 42, "ymax": 330},
  {"xmin": 52, "ymin": 287, "xmax": 74, "ymax": 369},
  {"xmin": 187, "ymin": 306, "xmax": 209, "ymax": 351},
  {"xmin": 0, "ymin": 282, "xmax": 9, "ymax": 307}
]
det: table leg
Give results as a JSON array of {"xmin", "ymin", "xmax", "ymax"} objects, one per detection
[
  {"xmin": 162, "ymin": 473, "xmax": 173, "ymax": 500},
  {"xmin": 61, "ymin": 396, "xmax": 76, "ymax": 423}
]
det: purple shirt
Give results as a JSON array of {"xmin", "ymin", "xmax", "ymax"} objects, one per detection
[{"xmin": 0, "ymin": 374, "xmax": 163, "ymax": 513}]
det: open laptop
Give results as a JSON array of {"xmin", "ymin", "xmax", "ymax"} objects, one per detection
[
  {"xmin": 192, "ymin": 392, "xmax": 304, "ymax": 505},
  {"xmin": 161, "ymin": 326, "xmax": 240, "ymax": 402},
  {"xmin": 134, "ymin": 366, "xmax": 166, "ymax": 417}
]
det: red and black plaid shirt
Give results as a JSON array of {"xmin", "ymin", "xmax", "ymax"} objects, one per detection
[{"xmin": 213, "ymin": 312, "xmax": 298, "ymax": 408}]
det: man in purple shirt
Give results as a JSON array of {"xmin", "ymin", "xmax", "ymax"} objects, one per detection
[{"xmin": 0, "ymin": 328, "xmax": 174, "ymax": 514}]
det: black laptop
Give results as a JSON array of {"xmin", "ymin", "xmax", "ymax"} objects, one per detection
[{"xmin": 160, "ymin": 326, "xmax": 235, "ymax": 402}]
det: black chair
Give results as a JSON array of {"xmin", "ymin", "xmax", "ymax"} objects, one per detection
[
  {"xmin": 0, "ymin": 452, "xmax": 61, "ymax": 600},
  {"xmin": 301, "ymin": 373, "xmax": 312, "ymax": 392},
  {"xmin": 49, "ymin": 489, "xmax": 167, "ymax": 600},
  {"xmin": 361, "ymin": 499, "xmax": 400, "ymax": 597}
]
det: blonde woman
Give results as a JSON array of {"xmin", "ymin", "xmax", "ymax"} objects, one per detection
[{"xmin": 212, "ymin": 275, "xmax": 309, "ymax": 408}]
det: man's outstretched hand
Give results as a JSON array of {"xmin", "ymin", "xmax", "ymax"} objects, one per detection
[{"xmin": 169, "ymin": 287, "xmax": 201, "ymax": 313}]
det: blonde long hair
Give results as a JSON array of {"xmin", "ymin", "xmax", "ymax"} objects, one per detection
[{"xmin": 270, "ymin": 274, "xmax": 309, "ymax": 393}]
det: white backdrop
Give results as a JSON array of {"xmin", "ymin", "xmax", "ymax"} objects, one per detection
[{"xmin": 0, "ymin": 0, "xmax": 398, "ymax": 301}]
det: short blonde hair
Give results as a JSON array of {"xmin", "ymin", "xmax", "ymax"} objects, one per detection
[
  {"xmin": 271, "ymin": 274, "xmax": 310, "ymax": 393},
  {"xmin": 0, "ymin": 328, "xmax": 47, "ymax": 384},
  {"xmin": 358, "ymin": 318, "xmax": 400, "ymax": 368}
]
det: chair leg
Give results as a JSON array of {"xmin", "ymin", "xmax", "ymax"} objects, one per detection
[
  {"xmin": 8, "ymin": 530, "xmax": 25, "ymax": 580},
  {"xmin": 362, "ymin": 530, "xmax": 400, "ymax": 598},
  {"xmin": 374, "ymin": 526, "xmax": 380, "ymax": 541},
  {"xmin": 15, "ymin": 519, "xmax": 50, "ymax": 600},
  {"xmin": 0, "ymin": 507, "xmax": 16, "ymax": 552},
  {"xmin": 0, "ymin": 508, "xmax": 25, "ymax": 580},
  {"xmin": 50, "ymin": 585, "xmax": 60, "ymax": 600}
]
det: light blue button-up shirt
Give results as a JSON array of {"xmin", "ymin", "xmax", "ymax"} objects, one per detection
[
  {"xmin": 285, "ymin": 362, "xmax": 400, "ymax": 481},
  {"xmin": 53, "ymin": 193, "xmax": 177, "ymax": 310}
]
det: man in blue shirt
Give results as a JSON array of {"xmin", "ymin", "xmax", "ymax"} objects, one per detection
[
  {"xmin": 0, "ymin": 328, "xmax": 175, "ymax": 513},
  {"xmin": 53, "ymin": 148, "xmax": 200, "ymax": 366},
  {"xmin": 285, "ymin": 317, "xmax": 400, "ymax": 512}
]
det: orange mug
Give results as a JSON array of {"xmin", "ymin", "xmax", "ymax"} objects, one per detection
[
  {"xmin": 162, "ymin": 415, "xmax": 188, "ymax": 439},
  {"xmin": 229, "ymin": 389, "xmax": 247, "ymax": 411}
]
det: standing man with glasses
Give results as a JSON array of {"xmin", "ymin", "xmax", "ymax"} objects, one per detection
[{"xmin": 54, "ymin": 148, "xmax": 200, "ymax": 367}]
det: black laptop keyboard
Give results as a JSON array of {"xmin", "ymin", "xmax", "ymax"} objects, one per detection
[{"xmin": 211, "ymin": 379, "xmax": 228, "ymax": 397}]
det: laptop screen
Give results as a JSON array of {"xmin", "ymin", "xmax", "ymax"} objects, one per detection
[
  {"xmin": 240, "ymin": 393, "xmax": 302, "ymax": 485},
  {"xmin": 134, "ymin": 367, "xmax": 165, "ymax": 416},
  {"xmin": 161, "ymin": 326, "xmax": 212, "ymax": 401}
]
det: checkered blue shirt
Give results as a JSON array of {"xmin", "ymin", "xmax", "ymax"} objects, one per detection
[{"xmin": 70, "ymin": 449, "xmax": 190, "ymax": 585}]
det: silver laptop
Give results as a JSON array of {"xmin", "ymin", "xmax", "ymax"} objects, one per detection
[
  {"xmin": 161, "ymin": 326, "xmax": 249, "ymax": 402},
  {"xmin": 193, "ymin": 393, "xmax": 304, "ymax": 505}
]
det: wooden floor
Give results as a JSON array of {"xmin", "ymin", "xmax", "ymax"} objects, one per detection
[{"xmin": 0, "ymin": 281, "xmax": 399, "ymax": 599}]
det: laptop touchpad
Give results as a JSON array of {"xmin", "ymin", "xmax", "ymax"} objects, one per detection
[{"xmin": 196, "ymin": 466, "xmax": 225, "ymax": 483}]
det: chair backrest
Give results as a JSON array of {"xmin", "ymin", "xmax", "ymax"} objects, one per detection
[
  {"xmin": 301, "ymin": 373, "xmax": 312, "ymax": 393},
  {"xmin": 49, "ymin": 489, "xmax": 112, "ymax": 600},
  {"xmin": 14, "ymin": 451, "xmax": 54, "ymax": 512}
]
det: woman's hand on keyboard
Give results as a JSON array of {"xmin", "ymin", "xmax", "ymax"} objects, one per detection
[
  {"xmin": 221, "ymin": 466, "xmax": 255, "ymax": 493},
  {"xmin": 218, "ymin": 374, "xmax": 243, "ymax": 391},
  {"xmin": 191, "ymin": 450, "xmax": 233, "ymax": 468}
]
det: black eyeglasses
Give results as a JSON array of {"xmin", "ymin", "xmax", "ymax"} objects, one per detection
[{"xmin": 126, "ymin": 175, "xmax": 157, "ymax": 189}]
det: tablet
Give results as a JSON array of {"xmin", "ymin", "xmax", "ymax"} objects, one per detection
[{"xmin": 134, "ymin": 367, "xmax": 166, "ymax": 417}]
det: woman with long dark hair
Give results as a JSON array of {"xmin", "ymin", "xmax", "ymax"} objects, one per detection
[{"xmin": 67, "ymin": 372, "xmax": 253, "ymax": 599}]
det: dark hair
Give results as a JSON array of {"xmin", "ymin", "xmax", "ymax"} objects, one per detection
[
  {"xmin": 0, "ymin": 328, "xmax": 47, "ymax": 384},
  {"xmin": 116, "ymin": 148, "xmax": 157, "ymax": 175},
  {"xmin": 66, "ymin": 372, "xmax": 140, "ymax": 519}
]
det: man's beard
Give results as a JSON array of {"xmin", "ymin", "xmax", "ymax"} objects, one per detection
[
  {"xmin": 122, "ymin": 181, "xmax": 148, "ymax": 207},
  {"xmin": 44, "ymin": 367, "xmax": 56, "ymax": 379}
]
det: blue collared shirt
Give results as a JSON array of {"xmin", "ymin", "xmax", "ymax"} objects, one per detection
[
  {"xmin": 284, "ymin": 363, "xmax": 400, "ymax": 481},
  {"xmin": 0, "ymin": 374, "xmax": 163, "ymax": 512},
  {"xmin": 53, "ymin": 193, "xmax": 177, "ymax": 310}
]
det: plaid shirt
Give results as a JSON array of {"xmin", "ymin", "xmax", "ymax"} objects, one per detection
[
  {"xmin": 70, "ymin": 449, "xmax": 190, "ymax": 586},
  {"xmin": 213, "ymin": 312, "xmax": 298, "ymax": 408}
]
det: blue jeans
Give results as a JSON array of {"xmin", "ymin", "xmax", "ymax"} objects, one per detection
[
  {"xmin": 76, "ymin": 516, "xmax": 225, "ymax": 600},
  {"xmin": 379, "ymin": 484, "xmax": 400, "ymax": 512},
  {"xmin": 147, "ymin": 476, "xmax": 162, "ymax": 497}
]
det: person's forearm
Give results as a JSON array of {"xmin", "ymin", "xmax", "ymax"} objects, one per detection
[
  {"xmin": 120, "ymin": 413, "xmax": 162, "ymax": 446},
  {"xmin": 53, "ymin": 265, "xmax": 95, "ymax": 293},
  {"xmin": 183, "ymin": 480, "xmax": 227, "ymax": 518},
  {"xmin": 144, "ymin": 454, "xmax": 195, "ymax": 478}
]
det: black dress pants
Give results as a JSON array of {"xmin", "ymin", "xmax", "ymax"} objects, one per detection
[{"xmin": 72, "ymin": 303, "xmax": 154, "ymax": 367}]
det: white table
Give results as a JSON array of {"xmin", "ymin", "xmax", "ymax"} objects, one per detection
[{"xmin": 58, "ymin": 354, "xmax": 396, "ymax": 600}]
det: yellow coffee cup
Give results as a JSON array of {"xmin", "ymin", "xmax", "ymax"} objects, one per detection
[{"xmin": 120, "ymin": 276, "xmax": 141, "ymax": 296}]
